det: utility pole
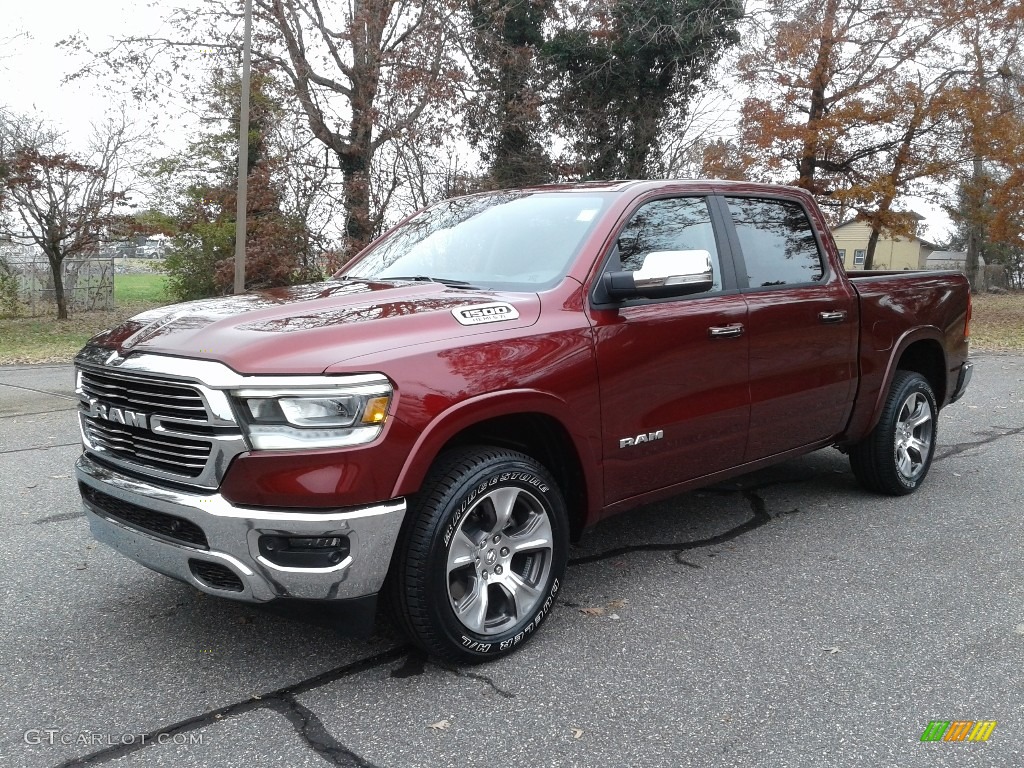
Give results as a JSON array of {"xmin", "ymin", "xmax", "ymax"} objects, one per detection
[{"xmin": 233, "ymin": 0, "xmax": 252, "ymax": 294}]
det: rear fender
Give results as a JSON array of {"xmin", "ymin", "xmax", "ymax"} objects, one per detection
[{"xmin": 850, "ymin": 326, "xmax": 946, "ymax": 441}]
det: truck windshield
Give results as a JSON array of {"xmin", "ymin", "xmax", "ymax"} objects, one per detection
[{"xmin": 341, "ymin": 191, "xmax": 609, "ymax": 291}]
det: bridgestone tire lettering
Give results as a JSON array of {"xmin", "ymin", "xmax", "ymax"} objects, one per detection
[{"xmin": 388, "ymin": 446, "xmax": 568, "ymax": 663}]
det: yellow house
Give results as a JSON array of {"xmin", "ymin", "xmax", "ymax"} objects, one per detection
[{"xmin": 831, "ymin": 215, "xmax": 936, "ymax": 271}]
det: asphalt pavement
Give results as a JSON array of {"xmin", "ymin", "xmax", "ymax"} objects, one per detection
[{"xmin": 0, "ymin": 355, "xmax": 1021, "ymax": 767}]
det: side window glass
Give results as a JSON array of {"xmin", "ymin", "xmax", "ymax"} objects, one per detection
[
  {"xmin": 725, "ymin": 198, "xmax": 824, "ymax": 287},
  {"xmin": 615, "ymin": 197, "xmax": 722, "ymax": 292}
]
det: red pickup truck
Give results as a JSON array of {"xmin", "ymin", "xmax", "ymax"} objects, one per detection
[{"xmin": 74, "ymin": 180, "xmax": 972, "ymax": 662}]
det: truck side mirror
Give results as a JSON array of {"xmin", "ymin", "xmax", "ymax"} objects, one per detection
[{"xmin": 602, "ymin": 250, "xmax": 715, "ymax": 301}]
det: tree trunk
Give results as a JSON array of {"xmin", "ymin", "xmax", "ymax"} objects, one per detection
[
  {"xmin": 864, "ymin": 193, "xmax": 898, "ymax": 271},
  {"xmin": 48, "ymin": 253, "xmax": 68, "ymax": 320},
  {"xmin": 864, "ymin": 225, "xmax": 881, "ymax": 271},
  {"xmin": 797, "ymin": 0, "xmax": 840, "ymax": 193},
  {"xmin": 964, "ymin": 156, "xmax": 984, "ymax": 294},
  {"xmin": 340, "ymin": 148, "xmax": 374, "ymax": 257}
]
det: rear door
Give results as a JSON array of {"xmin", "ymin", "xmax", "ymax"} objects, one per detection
[
  {"xmin": 717, "ymin": 195, "xmax": 858, "ymax": 461},
  {"xmin": 589, "ymin": 194, "xmax": 750, "ymax": 504}
]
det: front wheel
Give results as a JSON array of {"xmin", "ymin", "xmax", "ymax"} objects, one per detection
[
  {"xmin": 389, "ymin": 446, "xmax": 568, "ymax": 663},
  {"xmin": 849, "ymin": 370, "xmax": 938, "ymax": 495}
]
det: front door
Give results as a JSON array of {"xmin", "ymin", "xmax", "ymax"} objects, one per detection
[{"xmin": 590, "ymin": 195, "xmax": 751, "ymax": 505}]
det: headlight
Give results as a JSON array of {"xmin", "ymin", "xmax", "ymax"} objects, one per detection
[{"xmin": 232, "ymin": 382, "xmax": 392, "ymax": 450}]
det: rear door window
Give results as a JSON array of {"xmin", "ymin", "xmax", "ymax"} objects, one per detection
[{"xmin": 725, "ymin": 198, "xmax": 824, "ymax": 287}]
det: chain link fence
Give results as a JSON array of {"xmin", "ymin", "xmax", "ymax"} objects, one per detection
[{"xmin": 0, "ymin": 258, "xmax": 114, "ymax": 317}]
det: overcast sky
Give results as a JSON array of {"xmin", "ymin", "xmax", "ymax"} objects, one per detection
[
  {"xmin": 3, "ymin": 3, "xmax": 155, "ymax": 142},
  {"xmin": 2, "ymin": 1, "xmax": 953, "ymax": 240}
]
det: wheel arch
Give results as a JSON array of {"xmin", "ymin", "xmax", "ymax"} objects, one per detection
[
  {"xmin": 860, "ymin": 329, "xmax": 947, "ymax": 438},
  {"xmin": 896, "ymin": 337, "xmax": 947, "ymax": 405},
  {"xmin": 392, "ymin": 391, "xmax": 600, "ymax": 541}
]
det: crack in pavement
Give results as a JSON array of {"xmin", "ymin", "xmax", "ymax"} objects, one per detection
[
  {"xmin": 0, "ymin": 442, "xmax": 80, "ymax": 456},
  {"xmin": 0, "ymin": 381, "xmax": 77, "ymax": 400},
  {"xmin": 267, "ymin": 692, "xmax": 381, "ymax": 767},
  {"xmin": 567, "ymin": 477, "xmax": 810, "ymax": 567},
  {"xmin": 389, "ymin": 650, "xmax": 515, "ymax": 698},
  {"xmin": 0, "ymin": 406, "xmax": 79, "ymax": 419},
  {"xmin": 934, "ymin": 424, "xmax": 1024, "ymax": 461},
  {"xmin": 33, "ymin": 510, "xmax": 85, "ymax": 525},
  {"xmin": 54, "ymin": 646, "xmax": 410, "ymax": 767},
  {"xmin": 436, "ymin": 663, "xmax": 516, "ymax": 699}
]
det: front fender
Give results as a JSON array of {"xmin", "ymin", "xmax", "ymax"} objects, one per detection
[{"xmin": 390, "ymin": 389, "xmax": 602, "ymax": 524}]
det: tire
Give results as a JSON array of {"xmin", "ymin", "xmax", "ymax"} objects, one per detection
[
  {"xmin": 849, "ymin": 370, "xmax": 938, "ymax": 495},
  {"xmin": 389, "ymin": 446, "xmax": 569, "ymax": 663}
]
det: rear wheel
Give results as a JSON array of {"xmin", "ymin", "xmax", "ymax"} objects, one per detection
[
  {"xmin": 850, "ymin": 370, "xmax": 937, "ymax": 495},
  {"xmin": 390, "ymin": 446, "xmax": 568, "ymax": 663}
]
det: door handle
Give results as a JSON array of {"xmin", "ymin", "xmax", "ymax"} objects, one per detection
[
  {"xmin": 708, "ymin": 324, "xmax": 745, "ymax": 338},
  {"xmin": 819, "ymin": 310, "xmax": 847, "ymax": 324}
]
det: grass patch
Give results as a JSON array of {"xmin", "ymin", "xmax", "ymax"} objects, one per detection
[
  {"xmin": 114, "ymin": 273, "xmax": 168, "ymax": 304},
  {"xmin": 0, "ymin": 301, "xmax": 168, "ymax": 365},
  {"xmin": 970, "ymin": 292, "xmax": 1024, "ymax": 352},
  {"xmin": 1, "ymin": 273, "xmax": 171, "ymax": 365}
]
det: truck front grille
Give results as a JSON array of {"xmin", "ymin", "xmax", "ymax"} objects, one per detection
[
  {"xmin": 83, "ymin": 419, "xmax": 212, "ymax": 477},
  {"xmin": 79, "ymin": 368, "xmax": 208, "ymax": 420},
  {"xmin": 76, "ymin": 362, "xmax": 240, "ymax": 487},
  {"xmin": 81, "ymin": 484, "xmax": 209, "ymax": 549}
]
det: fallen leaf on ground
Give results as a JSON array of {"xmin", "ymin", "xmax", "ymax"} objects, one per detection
[
  {"xmin": 822, "ymin": 646, "xmax": 841, "ymax": 655},
  {"xmin": 429, "ymin": 720, "xmax": 450, "ymax": 731},
  {"xmin": 580, "ymin": 607, "xmax": 605, "ymax": 617},
  {"xmin": 606, "ymin": 598, "xmax": 628, "ymax": 609},
  {"xmin": 571, "ymin": 728, "xmax": 584, "ymax": 739}
]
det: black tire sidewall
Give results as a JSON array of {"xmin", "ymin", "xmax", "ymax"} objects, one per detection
[
  {"xmin": 415, "ymin": 451, "xmax": 568, "ymax": 660},
  {"xmin": 886, "ymin": 373, "xmax": 938, "ymax": 492}
]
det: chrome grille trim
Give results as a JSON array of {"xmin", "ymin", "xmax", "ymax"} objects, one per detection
[
  {"xmin": 79, "ymin": 368, "xmax": 208, "ymax": 419},
  {"xmin": 84, "ymin": 419, "xmax": 211, "ymax": 476},
  {"xmin": 76, "ymin": 357, "xmax": 246, "ymax": 489}
]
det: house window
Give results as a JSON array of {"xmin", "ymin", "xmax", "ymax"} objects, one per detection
[{"xmin": 854, "ymin": 249, "xmax": 866, "ymax": 266}]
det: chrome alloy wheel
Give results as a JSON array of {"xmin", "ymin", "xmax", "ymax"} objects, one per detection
[
  {"xmin": 894, "ymin": 390, "xmax": 933, "ymax": 482},
  {"xmin": 445, "ymin": 486, "xmax": 554, "ymax": 636}
]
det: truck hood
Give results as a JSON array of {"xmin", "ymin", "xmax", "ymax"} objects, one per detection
[{"xmin": 89, "ymin": 279, "xmax": 541, "ymax": 374}]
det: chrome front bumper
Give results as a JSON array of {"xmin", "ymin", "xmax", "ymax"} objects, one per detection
[{"xmin": 75, "ymin": 453, "xmax": 406, "ymax": 603}]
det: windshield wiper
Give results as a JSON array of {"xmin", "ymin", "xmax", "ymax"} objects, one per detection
[{"xmin": 382, "ymin": 275, "xmax": 480, "ymax": 289}]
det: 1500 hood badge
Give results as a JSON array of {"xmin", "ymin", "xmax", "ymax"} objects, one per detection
[{"xmin": 451, "ymin": 302, "xmax": 520, "ymax": 326}]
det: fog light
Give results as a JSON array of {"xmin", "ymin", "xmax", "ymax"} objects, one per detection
[{"xmin": 258, "ymin": 534, "xmax": 350, "ymax": 568}]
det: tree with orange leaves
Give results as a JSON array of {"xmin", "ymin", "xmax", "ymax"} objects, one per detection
[
  {"xmin": 942, "ymin": 0, "xmax": 1024, "ymax": 289},
  {"xmin": 727, "ymin": 0, "xmax": 963, "ymax": 267}
]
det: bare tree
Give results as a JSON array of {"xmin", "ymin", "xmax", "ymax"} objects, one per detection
[
  {"xmin": 67, "ymin": 1, "xmax": 461, "ymax": 257},
  {"xmin": 0, "ymin": 116, "xmax": 140, "ymax": 319}
]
